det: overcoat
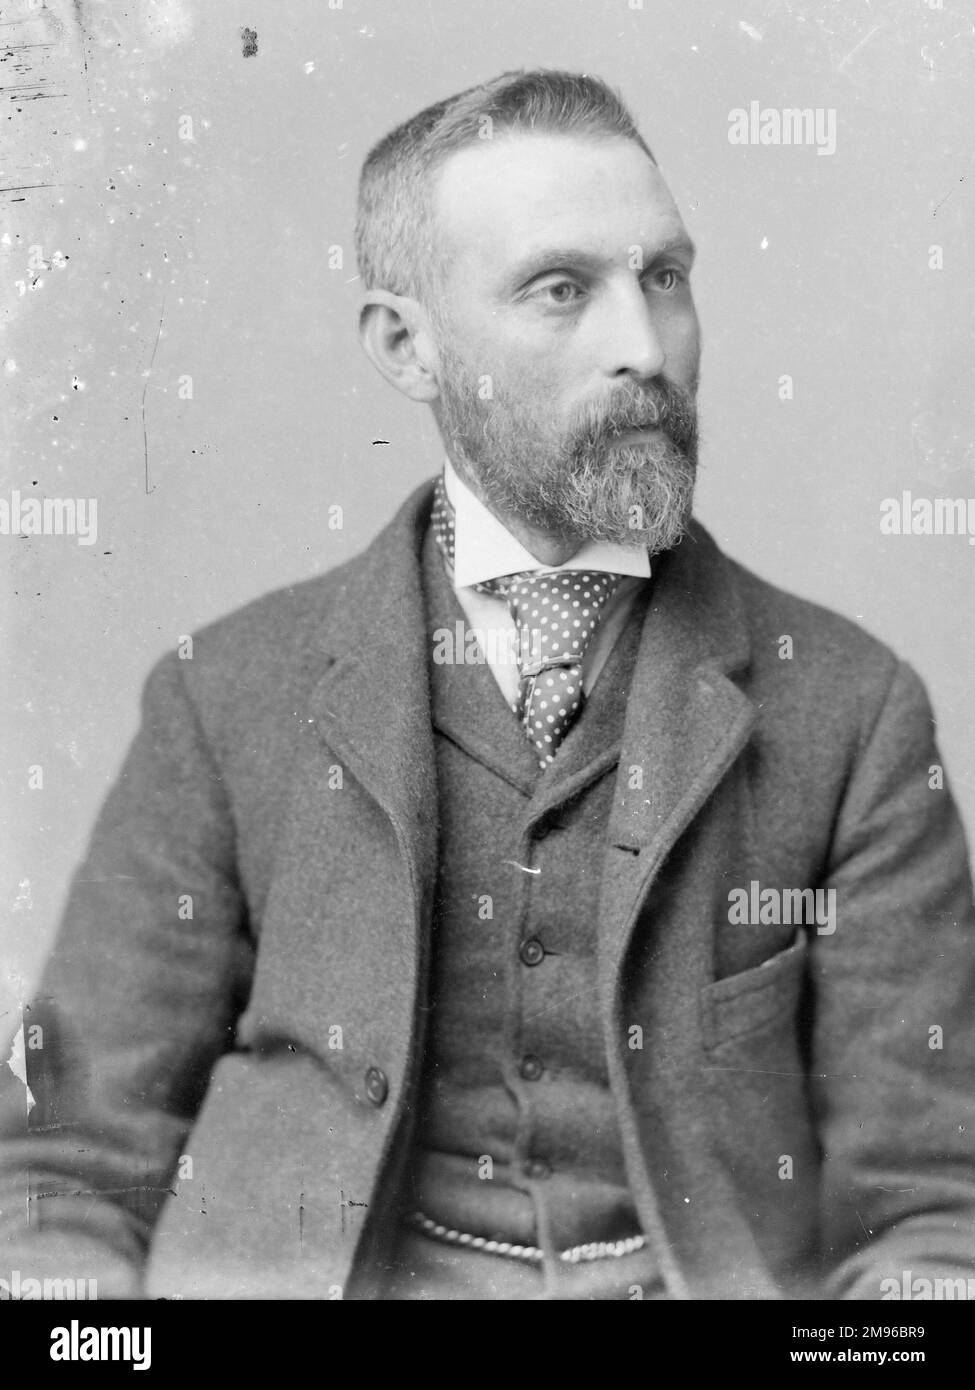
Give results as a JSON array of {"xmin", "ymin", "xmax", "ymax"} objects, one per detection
[{"xmin": 2, "ymin": 479, "xmax": 974, "ymax": 1300}]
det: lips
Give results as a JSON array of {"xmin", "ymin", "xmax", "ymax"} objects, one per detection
[
  {"xmin": 617, "ymin": 424, "xmax": 663, "ymax": 439},
  {"xmin": 606, "ymin": 422, "xmax": 670, "ymax": 447}
]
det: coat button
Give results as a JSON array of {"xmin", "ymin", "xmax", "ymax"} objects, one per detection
[
  {"xmin": 519, "ymin": 937, "xmax": 545, "ymax": 967},
  {"xmin": 365, "ymin": 1066, "xmax": 388, "ymax": 1106},
  {"xmin": 519, "ymin": 1054, "xmax": 544, "ymax": 1082}
]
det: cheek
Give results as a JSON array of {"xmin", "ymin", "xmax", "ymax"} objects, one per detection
[
  {"xmin": 491, "ymin": 355, "xmax": 567, "ymax": 414},
  {"xmin": 667, "ymin": 308, "xmax": 701, "ymax": 382},
  {"xmin": 460, "ymin": 315, "xmax": 584, "ymax": 419},
  {"xmin": 508, "ymin": 377, "xmax": 578, "ymax": 434},
  {"xmin": 498, "ymin": 341, "xmax": 580, "ymax": 405}
]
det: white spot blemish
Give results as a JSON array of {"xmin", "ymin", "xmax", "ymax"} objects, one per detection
[
  {"xmin": 738, "ymin": 20, "xmax": 763, "ymax": 41},
  {"xmin": 5, "ymin": 1028, "xmax": 35, "ymax": 1116},
  {"xmin": 143, "ymin": 0, "xmax": 194, "ymax": 47}
]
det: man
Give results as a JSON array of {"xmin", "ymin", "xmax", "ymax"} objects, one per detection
[{"xmin": 1, "ymin": 69, "xmax": 974, "ymax": 1302}]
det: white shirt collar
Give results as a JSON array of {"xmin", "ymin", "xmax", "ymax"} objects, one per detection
[{"xmin": 442, "ymin": 456, "xmax": 651, "ymax": 589}]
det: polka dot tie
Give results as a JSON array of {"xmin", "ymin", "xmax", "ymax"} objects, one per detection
[{"xmin": 431, "ymin": 475, "xmax": 623, "ymax": 768}]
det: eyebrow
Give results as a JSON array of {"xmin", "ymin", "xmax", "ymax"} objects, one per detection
[{"xmin": 504, "ymin": 235, "xmax": 697, "ymax": 291}]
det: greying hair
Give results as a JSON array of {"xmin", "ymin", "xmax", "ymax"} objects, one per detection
[{"xmin": 354, "ymin": 69, "xmax": 655, "ymax": 306}]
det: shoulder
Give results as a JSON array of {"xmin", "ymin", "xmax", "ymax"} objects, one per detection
[
  {"xmin": 188, "ymin": 559, "xmax": 356, "ymax": 673},
  {"xmin": 182, "ymin": 476, "xmax": 434, "ymax": 681},
  {"xmin": 724, "ymin": 547, "xmax": 898, "ymax": 681},
  {"xmin": 136, "ymin": 476, "xmax": 436, "ymax": 755},
  {"xmin": 692, "ymin": 523, "xmax": 933, "ymax": 754},
  {"xmin": 135, "ymin": 554, "xmax": 366, "ymax": 759}
]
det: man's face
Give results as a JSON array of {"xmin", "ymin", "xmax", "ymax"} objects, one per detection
[{"xmin": 428, "ymin": 131, "xmax": 701, "ymax": 552}]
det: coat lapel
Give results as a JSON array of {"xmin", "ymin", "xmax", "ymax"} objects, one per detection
[
  {"xmin": 307, "ymin": 480, "xmax": 440, "ymax": 925},
  {"xmin": 600, "ymin": 521, "xmax": 757, "ymax": 982},
  {"xmin": 596, "ymin": 522, "xmax": 773, "ymax": 1297}
]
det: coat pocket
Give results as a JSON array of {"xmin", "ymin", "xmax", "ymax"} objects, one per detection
[
  {"xmin": 701, "ymin": 933, "xmax": 808, "ymax": 1050},
  {"xmin": 698, "ymin": 932, "xmax": 819, "ymax": 1277}
]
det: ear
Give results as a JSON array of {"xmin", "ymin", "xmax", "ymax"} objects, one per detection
[{"xmin": 357, "ymin": 289, "xmax": 441, "ymax": 403}]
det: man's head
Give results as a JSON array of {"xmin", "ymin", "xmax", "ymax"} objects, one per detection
[{"xmin": 356, "ymin": 70, "xmax": 701, "ymax": 556}]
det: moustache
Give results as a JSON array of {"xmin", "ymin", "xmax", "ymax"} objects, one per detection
[{"xmin": 573, "ymin": 379, "xmax": 697, "ymax": 451}]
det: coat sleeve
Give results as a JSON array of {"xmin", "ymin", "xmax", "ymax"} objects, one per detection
[
  {"xmin": 0, "ymin": 651, "xmax": 253, "ymax": 1298},
  {"xmin": 813, "ymin": 657, "xmax": 975, "ymax": 1299}
]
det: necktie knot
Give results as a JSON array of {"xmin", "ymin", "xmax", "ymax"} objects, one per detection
[{"xmin": 503, "ymin": 570, "xmax": 622, "ymax": 667}]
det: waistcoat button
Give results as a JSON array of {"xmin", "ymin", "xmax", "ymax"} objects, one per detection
[
  {"xmin": 519, "ymin": 937, "xmax": 545, "ymax": 967},
  {"xmin": 519, "ymin": 1054, "xmax": 544, "ymax": 1082}
]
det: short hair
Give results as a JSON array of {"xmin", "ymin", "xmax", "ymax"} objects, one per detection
[{"xmin": 354, "ymin": 69, "xmax": 655, "ymax": 307}]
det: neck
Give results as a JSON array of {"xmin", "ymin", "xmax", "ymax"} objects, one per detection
[
  {"xmin": 449, "ymin": 459, "xmax": 584, "ymax": 566},
  {"xmin": 491, "ymin": 510, "xmax": 584, "ymax": 567}
]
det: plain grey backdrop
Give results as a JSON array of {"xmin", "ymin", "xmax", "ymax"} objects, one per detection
[{"xmin": 3, "ymin": 0, "xmax": 974, "ymax": 1023}]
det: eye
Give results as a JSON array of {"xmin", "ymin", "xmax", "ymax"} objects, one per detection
[
  {"xmin": 649, "ymin": 266, "xmax": 686, "ymax": 293},
  {"xmin": 529, "ymin": 276, "xmax": 586, "ymax": 305}
]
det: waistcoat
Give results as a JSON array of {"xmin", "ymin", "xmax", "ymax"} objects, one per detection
[{"xmin": 381, "ymin": 527, "xmax": 668, "ymax": 1300}]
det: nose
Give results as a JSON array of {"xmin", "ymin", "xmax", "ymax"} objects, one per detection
[{"xmin": 599, "ymin": 279, "xmax": 666, "ymax": 380}]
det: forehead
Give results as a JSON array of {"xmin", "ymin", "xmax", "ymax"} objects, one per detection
[{"xmin": 431, "ymin": 132, "xmax": 687, "ymax": 281}]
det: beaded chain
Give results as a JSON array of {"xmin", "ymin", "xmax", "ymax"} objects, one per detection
[{"xmin": 404, "ymin": 1210, "xmax": 648, "ymax": 1265}]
